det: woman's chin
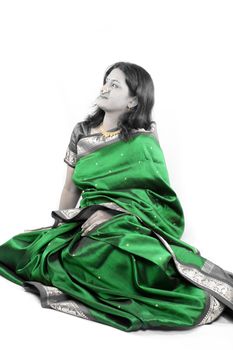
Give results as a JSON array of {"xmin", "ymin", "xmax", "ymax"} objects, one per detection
[{"xmin": 95, "ymin": 100, "xmax": 108, "ymax": 110}]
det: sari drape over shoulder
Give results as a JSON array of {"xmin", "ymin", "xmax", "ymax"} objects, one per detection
[{"xmin": 0, "ymin": 121, "xmax": 232, "ymax": 332}]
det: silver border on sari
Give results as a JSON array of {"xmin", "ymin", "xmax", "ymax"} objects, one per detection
[
  {"xmin": 23, "ymin": 281, "xmax": 95, "ymax": 321},
  {"xmin": 64, "ymin": 147, "xmax": 78, "ymax": 168},
  {"xmin": 74, "ymin": 127, "xmax": 157, "ymax": 162},
  {"xmin": 51, "ymin": 202, "xmax": 131, "ymax": 228},
  {"xmin": 150, "ymin": 230, "xmax": 233, "ymax": 325},
  {"xmin": 198, "ymin": 294, "xmax": 225, "ymax": 325}
]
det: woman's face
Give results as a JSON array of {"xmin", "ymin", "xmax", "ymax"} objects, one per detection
[{"xmin": 95, "ymin": 68, "xmax": 136, "ymax": 112}]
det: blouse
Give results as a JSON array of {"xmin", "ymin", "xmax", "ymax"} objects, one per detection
[
  {"xmin": 64, "ymin": 121, "xmax": 159, "ymax": 168},
  {"xmin": 64, "ymin": 121, "xmax": 88, "ymax": 168}
]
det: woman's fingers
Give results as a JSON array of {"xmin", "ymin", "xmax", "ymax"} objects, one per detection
[
  {"xmin": 82, "ymin": 222, "xmax": 97, "ymax": 235},
  {"xmin": 81, "ymin": 209, "xmax": 116, "ymax": 233},
  {"xmin": 81, "ymin": 219, "xmax": 92, "ymax": 230},
  {"xmin": 81, "ymin": 212, "xmax": 99, "ymax": 230},
  {"xmin": 81, "ymin": 211, "xmax": 97, "ymax": 230}
]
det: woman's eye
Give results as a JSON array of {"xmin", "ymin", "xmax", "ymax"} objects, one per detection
[{"xmin": 112, "ymin": 83, "xmax": 118, "ymax": 88}]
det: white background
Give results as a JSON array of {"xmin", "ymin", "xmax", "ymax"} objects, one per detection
[{"xmin": 0, "ymin": 0, "xmax": 232, "ymax": 348}]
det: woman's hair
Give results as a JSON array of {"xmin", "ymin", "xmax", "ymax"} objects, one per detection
[{"xmin": 82, "ymin": 61, "xmax": 156, "ymax": 142}]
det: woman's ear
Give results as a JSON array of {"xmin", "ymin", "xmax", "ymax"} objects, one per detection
[{"xmin": 130, "ymin": 96, "xmax": 138, "ymax": 108}]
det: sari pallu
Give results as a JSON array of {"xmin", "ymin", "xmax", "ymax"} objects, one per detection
[{"xmin": 0, "ymin": 125, "xmax": 233, "ymax": 332}]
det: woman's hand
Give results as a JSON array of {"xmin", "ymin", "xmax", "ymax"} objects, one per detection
[{"xmin": 81, "ymin": 209, "xmax": 116, "ymax": 235}]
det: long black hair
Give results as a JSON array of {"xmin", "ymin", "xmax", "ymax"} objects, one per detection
[{"xmin": 82, "ymin": 61, "xmax": 156, "ymax": 142}]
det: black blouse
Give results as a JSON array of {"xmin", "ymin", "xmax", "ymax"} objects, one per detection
[{"xmin": 64, "ymin": 121, "xmax": 88, "ymax": 168}]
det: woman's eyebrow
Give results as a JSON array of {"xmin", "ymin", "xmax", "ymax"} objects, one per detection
[{"xmin": 106, "ymin": 78, "xmax": 121, "ymax": 83}]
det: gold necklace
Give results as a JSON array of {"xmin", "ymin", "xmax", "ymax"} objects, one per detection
[{"xmin": 99, "ymin": 125, "xmax": 121, "ymax": 138}]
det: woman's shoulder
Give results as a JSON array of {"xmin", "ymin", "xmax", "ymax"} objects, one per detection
[{"xmin": 71, "ymin": 121, "xmax": 89, "ymax": 139}]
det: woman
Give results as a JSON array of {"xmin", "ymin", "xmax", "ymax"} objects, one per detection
[{"xmin": 0, "ymin": 61, "xmax": 232, "ymax": 332}]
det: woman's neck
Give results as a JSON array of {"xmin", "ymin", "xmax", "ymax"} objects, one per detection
[{"xmin": 101, "ymin": 112, "xmax": 122, "ymax": 130}]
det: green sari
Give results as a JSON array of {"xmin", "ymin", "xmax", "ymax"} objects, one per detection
[{"xmin": 0, "ymin": 124, "xmax": 232, "ymax": 332}]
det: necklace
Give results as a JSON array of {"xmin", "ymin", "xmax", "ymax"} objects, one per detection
[{"xmin": 99, "ymin": 125, "xmax": 121, "ymax": 138}]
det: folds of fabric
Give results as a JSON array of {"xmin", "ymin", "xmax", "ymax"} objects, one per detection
[
  {"xmin": 73, "ymin": 131, "xmax": 199, "ymax": 252},
  {"xmin": 0, "ymin": 128, "xmax": 232, "ymax": 331}
]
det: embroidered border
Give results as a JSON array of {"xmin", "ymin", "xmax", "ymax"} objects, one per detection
[
  {"xmin": 24, "ymin": 281, "xmax": 94, "ymax": 321},
  {"xmin": 64, "ymin": 147, "xmax": 78, "ymax": 167},
  {"xmin": 43, "ymin": 284, "xmax": 94, "ymax": 321},
  {"xmin": 44, "ymin": 285, "xmax": 66, "ymax": 298},
  {"xmin": 150, "ymin": 230, "xmax": 232, "ymax": 325},
  {"xmin": 51, "ymin": 202, "xmax": 131, "ymax": 222},
  {"xmin": 76, "ymin": 128, "xmax": 156, "ymax": 161},
  {"xmin": 49, "ymin": 300, "xmax": 90, "ymax": 320},
  {"xmin": 198, "ymin": 294, "xmax": 225, "ymax": 325},
  {"xmin": 175, "ymin": 260, "xmax": 233, "ymax": 304}
]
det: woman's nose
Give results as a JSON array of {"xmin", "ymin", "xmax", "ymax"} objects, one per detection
[{"xmin": 101, "ymin": 82, "xmax": 110, "ymax": 93}]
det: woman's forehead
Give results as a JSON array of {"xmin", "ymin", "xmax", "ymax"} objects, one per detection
[{"xmin": 106, "ymin": 68, "xmax": 125, "ymax": 81}]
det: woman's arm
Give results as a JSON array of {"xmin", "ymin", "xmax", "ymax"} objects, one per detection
[
  {"xmin": 58, "ymin": 165, "xmax": 82, "ymax": 210},
  {"xmin": 58, "ymin": 187, "xmax": 82, "ymax": 210}
]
